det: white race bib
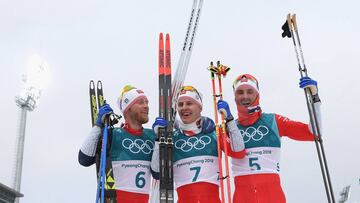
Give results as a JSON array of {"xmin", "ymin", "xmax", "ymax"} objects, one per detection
[
  {"xmin": 112, "ymin": 160, "xmax": 151, "ymax": 194},
  {"xmin": 173, "ymin": 155, "xmax": 219, "ymax": 188},
  {"xmin": 232, "ymin": 147, "xmax": 281, "ymax": 176}
]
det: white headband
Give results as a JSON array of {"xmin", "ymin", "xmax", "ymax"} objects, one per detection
[
  {"xmin": 233, "ymin": 79, "xmax": 259, "ymax": 93},
  {"xmin": 117, "ymin": 87, "xmax": 147, "ymax": 114},
  {"xmin": 178, "ymin": 88, "xmax": 203, "ymax": 107}
]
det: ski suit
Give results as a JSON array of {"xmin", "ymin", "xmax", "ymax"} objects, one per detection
[
  {"xmin": 227, "ymin": 113, "xmax": 315, "ymax": 203},
  {"xmin": 79, "ymin": 126, "xmax": 156, "ymax": 203},
  {"xmin": 173, "ymin": 129, "xmax": 221, "ymax": 203}
]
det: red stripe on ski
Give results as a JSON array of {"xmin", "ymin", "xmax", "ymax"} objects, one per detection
[
  {"xmin": 165, "ymin": 33, "xmax": 171, "ymax": 76},
  {"xmin": 159, "ymin": 33, "xmax": 165, "ymax": 75}
]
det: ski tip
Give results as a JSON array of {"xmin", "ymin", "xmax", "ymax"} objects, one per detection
[
  {"xmin": 97, "ymin": 80, "xmax": 103, "ymax": 89},
  {"xmin": 165, "ymin": 33, "xmax": 171, "ymax": 48},
  {"xmin": 159, "ymin": 32, "xmax": 164, "ymax": 39},
  {"xmin": 90, "ymin": 80, "xmax": 95, "ymax": 89}
]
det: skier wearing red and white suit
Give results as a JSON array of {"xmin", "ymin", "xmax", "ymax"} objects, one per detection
[
  {"xmin": 217, "ymin": 74, "xmax": 322, "ymax": 203},
  {"xmin": 153, "ymin": 85, "xmax": 246, "ymax": 203}
]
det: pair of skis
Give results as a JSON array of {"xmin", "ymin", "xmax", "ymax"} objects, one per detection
[
  {"xmin": 282, "ymin": 14, "xmax": 335, "ymax": 203},
  {"xmin": 158, "ymin": 33, "xmax": 174, "ymax": 203},
  {"xmin": 171, "ymin": 0, "xmax": 204, "ymax": 121},
  {"xmin": 208, "ymin": 61, "xmax": 232, "ymax": 203},
  {"xmin": 89, "ymin": 80, "xmax": 117, "ymax": 203},
  {"xmin": 154, "ymin": 1, "xmax": 204, "ymax": 202}
]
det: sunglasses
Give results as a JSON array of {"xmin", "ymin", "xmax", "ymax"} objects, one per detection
[
  {"xmin": 179, "ymin": 86, "xmax": 202, "ymax": 102},
  {"xmin": 232, "ymin": 74, "xmax": 259, "ymax": 90}
]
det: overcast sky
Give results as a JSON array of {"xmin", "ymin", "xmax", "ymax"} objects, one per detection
[{"xmin": 1, "ymin": 0, "xmax": 359, "ymax": 202}]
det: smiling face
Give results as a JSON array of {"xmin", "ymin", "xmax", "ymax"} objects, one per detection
[
  {"xmin": 234, "ymin": 85, "xmax": 258, "ymax": 107},
  {"xmin": 177, "ymin": 97, "xmax": 202, "ymax": 124},
  {"xmin": 126, "ymin": 97, "xmax": 149, "ymax": 124}
]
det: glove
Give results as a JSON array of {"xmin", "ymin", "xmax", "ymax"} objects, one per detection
[
  {"xmin": 217, "ymin": 100, "xmax": 234, "ymax": 121},
  {"xmin": 201, "ymin": 116, "xmax": 215, "ymax": 134},
  {"xmin": 299, "ymin": 76, "xmax": 318, "ymax": 96},
  {"xmin": 95, "ymin": 103, "xmax": 113, "ymax": 127},
  {"xmin": 152, "ymin": 117, "xmax": 168, "ymax": 135}
]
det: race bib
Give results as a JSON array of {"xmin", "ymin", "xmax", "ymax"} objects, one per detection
[
  {"xmin": 232, "ymin": 147, "xmax": 281, "ymax": 176},
  {"xmin": 112, "ymin": 160, "xmax": 151, "ymax": 194},
  {"xmin": 174, "ymin": 155, "xmax": 219, "ymax": 188}
]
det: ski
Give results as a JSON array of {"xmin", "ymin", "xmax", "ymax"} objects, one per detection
[
  {"xmin": 89, "ymin": 80, "xmax": 117, "ymax": 203},
  {"xmin": 164, "ymin": 33, "xmax": 174, "ymax": 202},
  {"xmin": 172, "ymin": 0, "xmax": 204, "ymax": 121},
  {"xmin": 89, "ymin": 80, "xmax": 97, "ymax": 126},
  {"xmin": 156, "ymin": 1, "xmax": 204, "ymax": 201},
  {"xmin": 158, "ymin": 32, "xmax": 167, "ymax": 203},
  {"xmin": 282, "ymin": 13, "xmax": 335, "ymax": 203}
]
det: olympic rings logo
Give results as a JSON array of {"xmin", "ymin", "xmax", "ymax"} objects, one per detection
[
  {"xmin": 240, "ymin": 125, "xmax": 269, "ymax": 143},
  {"xmin": 174, "ymin": 136, "xmax": 212, "ymax": 152},
  {"xmin": 122, "ymin": 138, "xmax": 154, "ymax": 154}
]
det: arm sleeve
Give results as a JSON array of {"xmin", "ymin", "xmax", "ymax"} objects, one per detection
[
  {"xmin": 78, "ymin": 126, "xmax": 101, "ymax": 166},
  {"xmin": 226, "ymin": 120, "xmax": 245, "ymax": 152},
  {"xmin": 275, "ymin": 114, "xmax": 314, "ymax": 141},
  {"xmin": 219, "ymin": 123, "xmax": 246, "ymax": 159},
  {"xmin": 150, "ymin": 142, "xmax": 160, "ymax": 180}
]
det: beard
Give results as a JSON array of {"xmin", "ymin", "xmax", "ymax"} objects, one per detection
[
  {"xmin": 131, "ymin": 111, "xmax": 149, "ymax": 124},
  {"xmin": 138, "ymin": 114, "xmax": 149, "ymax": 124}
]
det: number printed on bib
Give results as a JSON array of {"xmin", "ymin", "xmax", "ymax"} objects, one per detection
[
  {"xmin": 135, "ymin": 171, "xmax": 146, "ymax": 188},
  {"xmin": 190, "ymin": 166, "xmax": 201, "ymax": 182}
]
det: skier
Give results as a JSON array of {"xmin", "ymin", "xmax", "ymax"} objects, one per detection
[
  {"xmin": 78, "ymin": 85, "xmax": 159, "ymax": 203},
  {"xmin": 217, "ymin": 74, "xmax": 322, "ymax": 203},
  {"xmin": 152, "ymin": 85, "xmax": 245, "ymax": 203}
]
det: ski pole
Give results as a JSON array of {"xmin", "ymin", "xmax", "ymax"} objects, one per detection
[
  {"xmin": 282, "ymin": 13, "xmax": 335, "ymax": 203},
  {"xmin": 95, "ymin": 119, "xmax": 108, "ymax": 203},
  {"xmin": 215, "ymin": 61, "xmax": 232, "ymax": 203},
  {"xmin": 101, "ymin": 121, "xmax": 108, "ymax": 203},
  {"xmin": 95, "ymin": 81, "xmax": 106, "ymax": 203},
  {"xmin": 208, "ymin": 61, "xmax": 226, "ymax": 203}
]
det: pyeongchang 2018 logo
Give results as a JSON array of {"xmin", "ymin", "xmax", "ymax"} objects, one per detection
[{"xmin": 240, "ymin": 125, "xmax": 269, "ymax": 143}]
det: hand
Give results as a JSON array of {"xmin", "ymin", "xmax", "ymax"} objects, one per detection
[
  {"xmin": 299, "ymin": 76, "xmax": 318, "ymax": 96},
  {"xmin": 217, "ymin": 100, "xmax": 234, "ymax": 121},
  {"xmin": 96, "ymin": 103, "xmax": 113, "ymax": 127},
  {"xmin": 152, "ymin": 117, "xmax": 168, "ymax": 135},
  {"xmin": 201, "ymin": 116, "xmax": 215, "ymax": 134}
]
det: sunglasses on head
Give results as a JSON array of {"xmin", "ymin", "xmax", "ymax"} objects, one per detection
[
  {"xmin": 232, "ymin": 74, "xmax": 259, "ymax": 90},
  {"xmin": 179, "ymin": 86, "xmax": 202, "ymax": 101}
]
